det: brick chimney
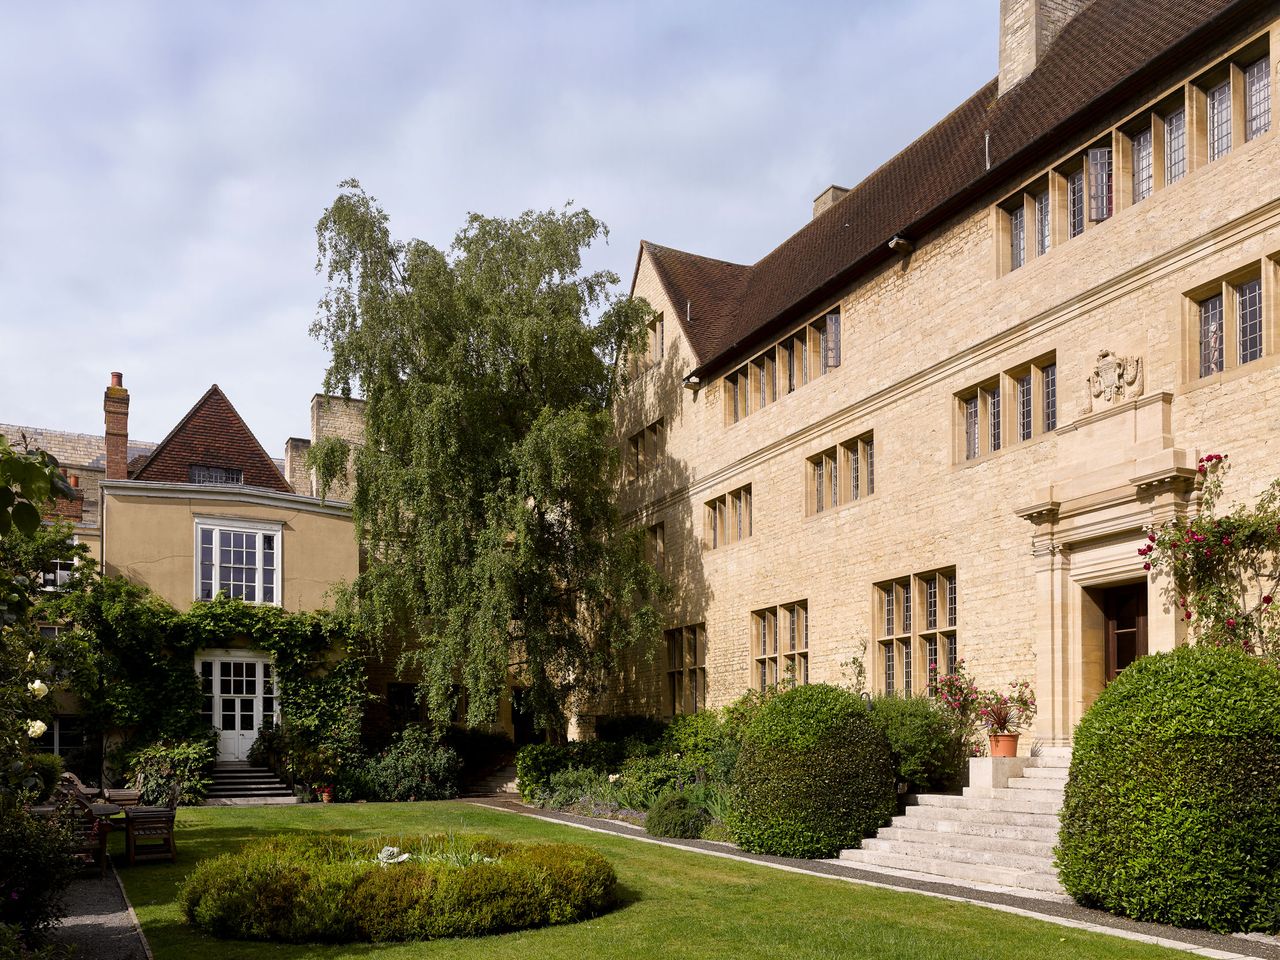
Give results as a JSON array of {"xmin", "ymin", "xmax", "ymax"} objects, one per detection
[
  {"xmin": 104, "ymin": 372, "xmax": 130, "ymax": 481},
  {"xmin": 998, "ymin": 0, "xmax": 1089, "ymax": 96}
]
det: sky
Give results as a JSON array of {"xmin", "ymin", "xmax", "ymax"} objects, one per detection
[{"xmin": 0, "ymin": 1, "xmax": 999, "ymax": 455}]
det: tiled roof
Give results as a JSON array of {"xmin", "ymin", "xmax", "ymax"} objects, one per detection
[
  {"xmin": 131, "ymin": 385, "xmax": 292, "ymax": 492},
  {"xmin": 0, "ymin": 423, "xmax": 156, "ymax": 471},
  {"xmin": 643, "ymin": 0, "xmax": 1255, "ymax": 375}
]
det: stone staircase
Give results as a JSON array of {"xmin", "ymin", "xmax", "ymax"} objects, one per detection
[
  {"xmin": 465, "ymin": 764, "xmax": 519, "ymax": 795},
  {"xmin": 837, "ymin": 747, "xmax": 1070, "ymax": 896},
  {"xmin": 204, "ymin": 764, "xmax": 300, "ymax": 805}
]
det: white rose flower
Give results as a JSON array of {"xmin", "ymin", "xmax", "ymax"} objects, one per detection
[
  {"xmin": 27, "ymin": 651, "xmax": 35, "ymax": 664},
  {"xmin": 26, "ymin": 720, "xmax": 47, "ymax": 739},
  {"xmin": 27, "ymin": 680, "xmax": 49, "ymax": 700}
]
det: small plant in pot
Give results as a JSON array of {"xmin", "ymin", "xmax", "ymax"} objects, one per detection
[{"xmin": 976, "ymin": 680, "xmax": 1036, "ymax": 757}]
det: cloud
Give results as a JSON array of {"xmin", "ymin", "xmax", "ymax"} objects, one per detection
[{"xmin": 0, "ymin": 0, "xmax": 998, "ymax": 452}]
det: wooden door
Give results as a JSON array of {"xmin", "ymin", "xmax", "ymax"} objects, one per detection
[{"xmin": 1104, "ymin": 583, "xmax": 1148, "ymax": 682}]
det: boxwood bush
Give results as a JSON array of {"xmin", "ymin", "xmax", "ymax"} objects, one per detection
[
  {"xmin": 363, "ymin": 725, "xmax": 460, "ymax": 802},
  {"xmin": 1057, "ymin": 645, "xmax": 1280, "ymax": 933},
  {"xmin": 644, "ymin": 789, "xmax": 710, "ymax": 839},
  {"xmin": 179, "ymin": 833, "xmax": 617, "ymax": 943},
  {"xmin": 729, "ymin": 684, "xmax": 896, "ymax": 858},
  {"xmin": 515, "ymin": 741, "xmax": 622, "ymax": 802},
  {"xmin": 867, "ymin": 694, "xmax": 966, "ymax": 794}
]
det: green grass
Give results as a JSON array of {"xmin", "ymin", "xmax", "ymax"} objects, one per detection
[{"xmin": 114, "ymin": 802, "xmax": 1186, "ymax": 960}]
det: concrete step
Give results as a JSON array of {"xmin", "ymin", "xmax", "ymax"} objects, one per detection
[
  {"xmin": 964, "ymin": 786, "xmax": 1064, "ymax": 805},
  {"xmin": 1020, "ymin": 766, "xmax": 1070, "ymax": 781},
  {"xmin": 838, "ymin": 847, "xmax": 1063, "ymax": 893},
  {"xmin": 859, "ymin": 836, "xmax": 1052, "ymax": 872},
  {"xmin": 203, "ymin": 795, "xmax": 302, "ymax": 806},
  {"xmin": 876, "ymin": 825, "xmax": 1056, "ymax": 857},
  {"xmin": 892, "ymin": 815, "xmax": 1060, "ymax": 844},
  {"xmin": 206, "ymin": 787, "xmax": 293, "ymax": 796},
  {"xmin": 903, "ymin": 799, "xmax": 1060, "ymax": 830},
  {"xmin": 1006, "ymin": 776, "xmax": 1066, "ymax": 792},
  {"xmin": 913, "ymin": 791, "xmax": 1062, "ymax": 817}
]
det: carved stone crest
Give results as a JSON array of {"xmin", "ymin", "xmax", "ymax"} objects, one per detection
[{"xmin": 1083, "ymin": 349, "xmax": 1143, "ymax": 413}]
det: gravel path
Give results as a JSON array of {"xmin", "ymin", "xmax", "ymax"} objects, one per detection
[
  {"xmin": 467, "ymin": 796, "xmax": 1280, "ymax": 960},
  {"xmin": 51, "ymin": 865, "xmax": 151, "ymax": 960}
]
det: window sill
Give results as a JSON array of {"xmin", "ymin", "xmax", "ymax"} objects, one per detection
[
  {"xmin": 1177, "ymin": 352, "xmax": 1280, "ymax": 396},
  {"xmin": 803, "ymin": 492, "xmax": 879, "ymax": 522}
]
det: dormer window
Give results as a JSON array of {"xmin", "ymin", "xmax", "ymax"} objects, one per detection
[{"xmin": 190, "ymin": 465, "xmax": 244, "ymax": 485}]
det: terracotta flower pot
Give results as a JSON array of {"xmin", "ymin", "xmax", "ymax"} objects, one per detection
[{"xmin": 988, "ymin": 733, "xmax": 1019, "ymax": 758}]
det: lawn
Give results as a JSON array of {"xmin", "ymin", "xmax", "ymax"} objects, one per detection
[{"xmin": 114, "ymin": 801, "xmax": 1185, "ymax": 960}]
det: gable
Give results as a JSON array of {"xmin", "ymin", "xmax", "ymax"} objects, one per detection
[{"xmin": 131, "ymin": 385, "xmax": 291, "ymax": 493}]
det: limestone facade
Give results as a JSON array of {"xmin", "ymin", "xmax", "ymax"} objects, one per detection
[{"xmin": 611, "ymin": 9, "xmax": 1280, "ymax": 747}]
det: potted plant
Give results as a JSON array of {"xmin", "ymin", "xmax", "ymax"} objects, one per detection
[
  {"xmin": 314, "ymin": 783, "xmax": 334, "ymax": 804},
  {"xmin": 977, "ymin": 680, "xmax": 1036, "ymax": 758}
]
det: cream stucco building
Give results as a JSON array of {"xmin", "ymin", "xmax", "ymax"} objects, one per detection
[{"xmin": 612, "ymin": 0, "xmax": 1280, "ymax": 747}]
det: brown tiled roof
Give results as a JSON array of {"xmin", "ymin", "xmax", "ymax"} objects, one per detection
[
  {"xmin": 0, "ymin": 423, "xmax": 156, "ymax": 471},
  {"xmin": 130, "ymin": 385, "xmax": 292, "ymax": 492},
  {"xmin": 642, "ymin": 0, "xmax": 1257, "ymax": 375}
]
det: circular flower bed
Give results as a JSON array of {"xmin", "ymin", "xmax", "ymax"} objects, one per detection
[{"xmin": 178, "ymin": 833, "xmax": 617, "ymax": 943}]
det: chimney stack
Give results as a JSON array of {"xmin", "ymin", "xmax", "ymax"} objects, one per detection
[
  {"xmin": 812, "ymin": 184, "xmax": 850, "ymax": 220},
  {"xmin": 998, "ymin": 0, "xmax": 1089, "ymax": 96},
  {"xmin": 104, "ymin": 372, "xmax": 130, "ymax": 481}
]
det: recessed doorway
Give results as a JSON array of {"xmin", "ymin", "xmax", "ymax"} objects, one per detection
[{"xmin": 1102, "ymin": 582, "xmax": 1148, "ymax": 682}]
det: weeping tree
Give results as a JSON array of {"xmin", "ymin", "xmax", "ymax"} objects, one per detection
[{"xmin": 310, "ymin": 180, "xmax": 664, "ymax": 736}]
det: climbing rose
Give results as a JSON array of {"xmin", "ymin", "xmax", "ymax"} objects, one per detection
[
  {"xmin": 25, "ymin": 720, "xmax": 47, "ymax": 739},
  {"xmin": 27, "ymin": 680, "xmax": 48, "ymax": 700}
]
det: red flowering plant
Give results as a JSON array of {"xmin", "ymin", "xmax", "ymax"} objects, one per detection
[
  {"xmin": 975, "ymin": 680, "xmax": 1036, "ymax": 735},
  {"xmin": 1142, "ymin": 453, "xmax": 1280, "ymax": 659},
  {"xmin": 935, "ymin": 660, "xmax": 985, "ymax": 755}
]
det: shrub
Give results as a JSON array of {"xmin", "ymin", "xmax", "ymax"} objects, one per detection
[
  {"xmin": 127, "ymin": 737, "xmax": 214, "ymax": 806},
  {"xmin": 1057, "ymin": 645, "xmax": 1280, "ymax": 933},
  {"xmin": 661, "ymin": 711, "xmax": 739, "ymax": 783},
  {"xmin": 541, "ymin": 767, "xmax": 611, "ymax": 810},
  {"xmin": 644, "ymin": 790, "xmax": 710, "ymax": 839},
  {"xmin": 867, "ymin": 695, "xmax": 966, "ymax": 794},
  {"xmin": 178, "ymin": 833, "xmax": 616, "ymax": 943},
  {"xmin": 0, "ymin": 804, "xmax": 78, "ymax": 943},
  {"xmin": 23, "ymin": 755, "xmax": 63, "ymax": 804},
  {"xmin": 729, "ymin": 684, "xmax": 896, "ymax": 858},
  {"xmin": 364, "ymin": 725, "xmax": 460, "ymax": 802},
  {"xmin": 515, "ymin": 741, "xmax": 622, "ymax": 802}
]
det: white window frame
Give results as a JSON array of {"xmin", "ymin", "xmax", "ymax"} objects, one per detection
[{"xmin": 193, "ymin": 516, "xmax": 283, "ymax": 606}]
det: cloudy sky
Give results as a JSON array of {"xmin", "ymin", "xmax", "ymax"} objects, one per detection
[{"xmin": 1, "ymin": 1, "xmax": 998, "ymax": 455}]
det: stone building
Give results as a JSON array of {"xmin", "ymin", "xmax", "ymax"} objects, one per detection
[{"xmin": 613, "ymin": 0, "xmax": 1280, "ymax": 747}]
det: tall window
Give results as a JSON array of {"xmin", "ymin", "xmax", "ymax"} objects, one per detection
[
  {"xmin": 646, "ymin": 522, "xmax": 665, "ymax": 574},
  {"xmin": 1246, "ymin": 57, "xmax": 1272, "ymax": 141},
  {"xmin": 986, "ymin": 385, "xmax": 1001, "ymax": 452},
  {"xmin": 1017, "ymin": 374, "xmax": 1033, "ymax": 441},
  {"xmin": 877, "ymin": 570, "xmax": 957, "ymax": 696},
  {"xmin": 1034, "ymin": 191, "xmax": 1050, "ymax": 256},
  {"xmin": 1043, "ymin": 363, "xmax": 1058, "ymax": 433},
  {"xmin": 626, "ymin": 419, "xmax": 664, "ymax": 482},
  {"xmin": 1132, "ymin": 128, "xmax": 1153, "ymax": 202},
  {"xmin": 1067, "ymin": 169, "xmax": 1085, "ymax": 238},
  {"xmin": 753, "ymin": 607, "xmax": 779, "ymax": 691},
  {"xmin": 1199, "ymin": 294, "xmax": 1225, "ymax": 377},
  {"xmin": 963, "ymin": 396, "xmax": 979, "ymax": 461},
  {"xmin": 1208, "ymin": 80, "xmax": 1232, "ymax": 162},
  {"xmin": 809, "ymin": 432, "xmax": 874, "ymax": 515},
  {"xmin": 666, "ymin": 624, "xmax": 706, "ymax": 715},
  {"xmin": 724, "ymin": 308, "xmax": 837, "ymax": 423},
  {"xmin": 1238, "ymin": 279, "xmax": 1263, "ymax": 365},
  {"xmin": 782, "ymin": 602, "xmax": 809, "ymax": 686},
  {"xmin": 1165, "ymin": 108, "xmax": 1187, "ymax": 184},
  {"xmin": 196, "ymin": 519, "xmax": 281, "ymax": 605},
  {"xmin": 1087, "ymin": 147, "xmax": 1113, "ymax": 222},
  {"xmin": 1009, "ymin": 206, "xmax": 1025, "ymax": 271},
  {"xmin": 706, "ymin": 485, "xmax": 751, "ymax": 549}
]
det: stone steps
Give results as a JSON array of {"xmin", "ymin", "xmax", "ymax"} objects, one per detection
[
  {"xmin": 838, "ymin": 750, "xmax": 1070, "ymax": 896},
  {"xmin": 466, "ymin": 764, "xmax": 519, "ymax": 795},
  {"xmin": 204, "ymin": 765, "xmax": 299, "ymax": 805}
]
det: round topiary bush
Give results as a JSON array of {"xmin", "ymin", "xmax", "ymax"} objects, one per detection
[
  {"xmin": 1057, "ymin": 645, "xmax": 1280, "ymax": 933},
  {"xmin": 644, "ymin": 789, "xmax": 710, "ymax": 839},
  {"xmin": 178, "ymin": 833, "xmax": 617, "ymax": 943},
  {"xmin": 728, "ymin": 683, "xmax": 896, "ymax": 858}
]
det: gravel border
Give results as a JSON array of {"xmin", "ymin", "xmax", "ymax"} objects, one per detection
[
  {"xmin": 467, "ymin": 796, "xmax": 1280, "ymax": 960},
  {"xmin": 51, "ymin": 861, "xmax": 152, "ymax": 960}
]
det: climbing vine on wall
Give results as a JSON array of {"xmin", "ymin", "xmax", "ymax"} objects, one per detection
[{"xmin": 1143, "ymin": 454, "xmax": 1280, "ymax": 659}]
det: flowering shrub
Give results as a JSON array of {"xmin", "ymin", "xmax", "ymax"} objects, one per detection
[
  {"xmin": 976, "ymin": 680, "xmax": 1036, "ymax": 734},
  {"xmin": 935, "ymin": 660, "xmax": 984, "ymax": 755},
  {"xmin": 1142, "ymin": 453, "xmax": 1280, "ymax": 659}
]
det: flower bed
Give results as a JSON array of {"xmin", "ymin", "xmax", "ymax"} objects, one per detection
[{"xmin": 178, "ymin": 833, "xmax": 617, "ymax": 943}]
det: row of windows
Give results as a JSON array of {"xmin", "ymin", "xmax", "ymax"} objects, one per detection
[
  {"xmin": 960, "ymin": 356, "xmax": 1057, "ymax": 462},
  {"xmin": 752, "ymin": 601, "xmax": 809, "ymax": 692},
  {"xmin": 666, "ymin": 623, "xmax": 706, "ymax": 715},
  {"xmin": 1001, "ymin": 38, "xmax": 1271, "ymax": 273},
  {"xmin": 807, "ymin": 431, "xmax": 875, "ymax": 516},
  {"xmin": 1190, "ymin": 257, "xmax": 1279, "ymax": 380},
  {"xmin": 876, "ymin": 570, "xmax": 958, "ymax": 696},
  {"xmin": 724, "ymin": 309, "xmax": 841, "ymax": 424},
  {"xmin": 628, "ymin": 313, "xmax": 666, "ymax": 379},
  {"xmin": 626, "ymin": 418, "xmax": 665, "ymax": 483},
  {"xmin": 705, "ymin": 484, "xmax": 752, "ymax": 549}
]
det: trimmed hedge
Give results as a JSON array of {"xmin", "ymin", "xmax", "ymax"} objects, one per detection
[
  {"xmin": 515, "ymin": 741, "xmax": 622, "ymax": 802},
  {"xmin": 1057, "ymin": 645, "xmax": 1280, "ymax": 933},
  {"xmin": 644, "ymin": 790, "xmax": 710, "ymax": 839},
  {"xmin": 179, "ymin": 833, "xmax": 616, "ymax": 943},
  {"xmin": 867, "ymin": 695, "xmax": 966, "ymax": 794},
  {"xmin": 364, "ymin": 725, "xmax": 460, "ymax": 802},
  {"xmin": 729, "ymin": 684, "xmax": 896, "ymax": 858}
]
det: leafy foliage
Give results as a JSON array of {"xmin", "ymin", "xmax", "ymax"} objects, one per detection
[
  {"xmin": 0, "ymin": 805, "xmax": 77, "ymax": 943},
  {"xmin": 1057, "ymin": 645, "xmax": 1280, "ymax": 932},
  {"xmin": 178, "ymin": 833, "xmax": 617, "ymax": 942},
  {"xmin": 126, "ymin": 738, "xmax": 215, "ymax": 806},
  {"xmin": 729, "ymin": 684, "xmax": 896, "ymax": 858},
  {"xmin": 867, "ymin": 695, "xmax": 967, "ymax": 794},
  {"xmin": 644, "ymin": 789, "xmax": 710, "ymax": 839},
  {"xmin": 362, "ymin": 724, "xmax": 460, "ymax": 801},
  {"xmin": 1144, "ymin": 454, "xmax": 1280, "ymax": 658},
  {"xmin": 309, "ymin": 181, "xmax": 664, "ymax": 734},
  {"xmin": 515, "ymin": 741, "xmax": 622, "ymax": 803}
]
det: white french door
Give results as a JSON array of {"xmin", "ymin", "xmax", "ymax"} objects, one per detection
[{"xmin": 197, "ymin": 652, "xmax": 278, "ymax": 763}]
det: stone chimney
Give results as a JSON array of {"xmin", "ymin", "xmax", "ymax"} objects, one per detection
[
  {"xmin": 812, "ymin": 184, "xmax": 850, "ymax": 219},
  {"xmin": 998, "ymin": 0, "xmax": 1089, "ymax": 96},
  {"xmin": 104, "ymin": 372, "xmax": 130, "ymax": 481}
]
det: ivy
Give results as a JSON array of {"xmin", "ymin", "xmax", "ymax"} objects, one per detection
[{"xmin": 1143, "ymin": 454, "xmax": 1280, "ymax": 659}]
